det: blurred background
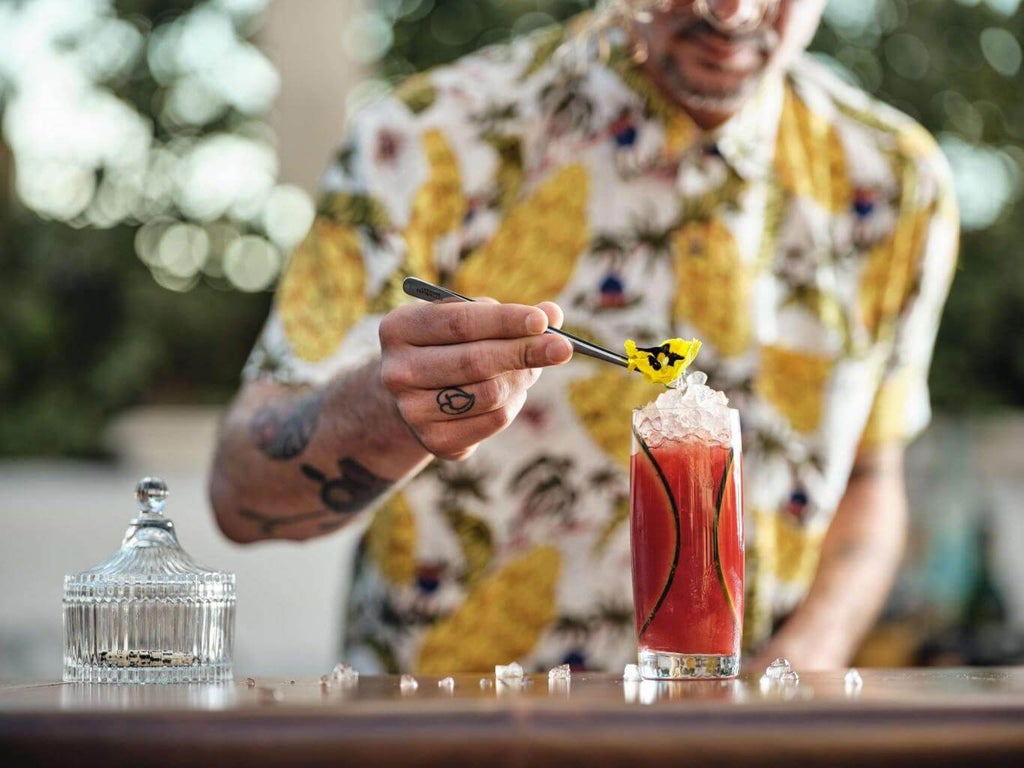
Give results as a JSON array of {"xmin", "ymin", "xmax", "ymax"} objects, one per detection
[{"xmin": 1, "ymin": 0, "xmax": 1022, "ymax": 680}]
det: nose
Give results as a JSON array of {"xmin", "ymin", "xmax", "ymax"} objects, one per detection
[{"xmin": 692, "ymin": 0, "xmax": 778, "ymax": 33}]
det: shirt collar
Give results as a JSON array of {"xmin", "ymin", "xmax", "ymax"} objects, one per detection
[{"xmin": 611, "ymin": 48, "xmax": 785, "ymax": 182}]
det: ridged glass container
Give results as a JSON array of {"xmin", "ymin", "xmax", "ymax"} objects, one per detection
[{"xmin": 63, "ymin": 478, "xmax": 236, "ymax": 684}]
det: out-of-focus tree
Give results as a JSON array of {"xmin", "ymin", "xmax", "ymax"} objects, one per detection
[{"xmin": 0, "ymin": 0, "xmax": 309, "ymax": 456}]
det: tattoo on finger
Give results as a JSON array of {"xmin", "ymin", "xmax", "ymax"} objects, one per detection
[{"xmin": 437, "ymin": 387, "xmax": 476, "ymax": 416}]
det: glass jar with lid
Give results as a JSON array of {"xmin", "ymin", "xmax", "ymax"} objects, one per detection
[{"xmin": 63, "ymin": 478, "xmax": 236, "ymax": 684}]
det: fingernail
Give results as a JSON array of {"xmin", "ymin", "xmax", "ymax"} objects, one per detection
[
  {"xmin": 525, "ymin": 311, "xmax": 548, "ymax": 335},
  {"xmin": 546, "ymin": 337, "xmax": 573, "ymax": 364}
]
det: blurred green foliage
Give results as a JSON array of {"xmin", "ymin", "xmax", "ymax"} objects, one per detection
[
  {"xmin": 0, "ymin": 0, "xmax": 272, "ymax": 458},
  {"xmin": 0, "ymin": 161, "xmax": 269, "ymax": 456}
]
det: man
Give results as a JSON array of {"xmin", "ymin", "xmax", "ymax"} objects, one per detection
[{"xmin": 210, "ymin": 0, "xmax": 958, "ymax": 674}]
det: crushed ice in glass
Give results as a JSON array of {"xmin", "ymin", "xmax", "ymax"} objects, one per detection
[
  {"xmin": 399, "ymin": 674, "xmax": 418, "ymax": 692},
  {"xmin": 765, "ymin": 658, "xmax": 791, "ymax": 680},
  {"xmin": 495, "ymin": 662, "xmax": 524, "ymax": 680},
  {"xmin": 844, "ymin": 668, "xmax": 863, "ymax": 693},
  {"xmin": 438, "ymin": 676, "xmax": 455, "ymax": 691},
  {"xmin": 623, "ymin": 663, "xmax": 643, "ymax": 682},
  {"xmin": 635, "ymin": 371, "xmax": 732, "ymax": 445},
  {"xmin": 331, "ymin": 662, "xmax": 359, "ymax": 682},
  {"xmin": 547, "ymin": 664, "xmax": 571, "ymax": 681}
]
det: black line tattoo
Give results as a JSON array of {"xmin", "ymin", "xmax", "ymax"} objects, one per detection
[
  {"xmin": 240, "ymin": 458, "xmax": 393, "ymax": 535},
  {"xmin": 240, "ymin": 507, "xmax": 334, "ymax": 536},
  {"xmin": 437, "ymin": 387, "xmax": 476, "ymax": 416},
  {"xmin": 250, "ymin": 390, "xmax": 325, "ymax": 461},
  {"xmin": 301, "ymin": 459, "xmax": 393, "ymax": 516}
]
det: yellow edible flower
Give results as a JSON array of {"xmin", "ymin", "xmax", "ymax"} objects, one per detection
[{"xmin": 624, "ymin": 338, "xmax": 702, "ymax": 386}]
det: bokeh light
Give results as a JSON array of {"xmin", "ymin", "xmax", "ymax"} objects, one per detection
[{"xmin": 0, "ymin": 0, "xmax": 308, "ymax": 293}]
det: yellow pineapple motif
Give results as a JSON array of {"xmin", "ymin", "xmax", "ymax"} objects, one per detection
[
  {"xmin": 593, "ymin": 494, "xmax": 630, "ymax": 556},
  {"xmin": 753, "ymin": 508, "xmax": 825, "ymax": 588},
  {"xmin": 366, "ymin": 492, "xmax": 417, "ymax": 587},
  {"xmin": 859, "ymin": 201, "xmax": 931, "ymax": 340},
  {"xmin": 755, "ymin": 345, "xmax": 834, "ymax": 433},
  {"xmin": 403, "ymin": 129, "xmax": 465, "ymax": 283},
  {"xmin": 454, "ymin": 164, "xmax": 589, "ymax": 305},
  {"xmin": 416, "ymin": 546, "xmax": 561, "ymax": 674},
  {"xmin": 673, "ymin": 217, "xmax": 753, "ymax": 357},
  {"xmin": 775, "ymin": 85, "xmax": 851, "ymax": 213},
  {"xmin": 395, "ymin": 72, "xmax": 437, "ymax": 115},
  {"xmin": 443, "ymin": 507, "xmax": 493, "ymax": 587},
  {"xmin": 860, "ymin": 366, "xmax": 915, "ymax": 448},
  {"xmin": 277, "ymin": 219, "xmax": 367, "ymax": 362},
  {"xmin": 568, "ymin": 368, "xmax": 663, "ymax": 469}
]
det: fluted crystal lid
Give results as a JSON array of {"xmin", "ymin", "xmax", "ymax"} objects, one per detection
[{"xmin": 63, "ymin": 477, "xmax": 235, "ymax": 602}]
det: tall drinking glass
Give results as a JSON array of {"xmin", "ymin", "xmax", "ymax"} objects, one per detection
[{"xmin": 630, "ymin": 397, "xmax": 744, "ymax": 679}]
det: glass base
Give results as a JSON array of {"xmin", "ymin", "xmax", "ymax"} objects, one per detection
[
  {"xmin": 63, "ymin": 659, "xmax": 232, "ymax": 685},
  {"xmin": 638, "ymin": 650, "xmax": 739, "ymax": 680}
]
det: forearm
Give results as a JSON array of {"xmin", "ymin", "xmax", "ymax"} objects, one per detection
[
  {"xmin": 758, "ymin": 446, "xmax": 909, "ymax": 669},
  {"xmin": 209, "ymin": 358, "xmax": 431, "ymax": 543}
]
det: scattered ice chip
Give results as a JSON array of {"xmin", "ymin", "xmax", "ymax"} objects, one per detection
[
  {"xmin": 331, "ymin": 662, "xmax": 359, "ymax": 682},
  {"xmin": 245, "ymin": 677, "xmax": 256, "ymax": 688},
  {"xmin": 623, "ymin": 663, "xmax": 643, "ymax": 682},
  {"xmin": 495, "ymin": 662, "xmax": 524, "ymax": 680},
  {"xmin": 438, "ymin": 677, "xmax": 455, "ymax": 691},
  {"xmin": 765, "ymin": 658, "xmax": 792, "ymax": 680},
  {"xmin": 779, "ymin": 670, "xmax": 800, "ymax": 685},
  {"xmin": 399, "ymin": 674, "xmax": 419, "ymax": 692},
  {"xmin": 844, "ymin": 668, "xmax": 863, "ymax": 693},
  {"xmin": 480, "ymin": 678, "xmax": 493, "ymax": 690},
  {"xmin": 547, "ymin": 664, "xmax": 571, "ymax": 681}
]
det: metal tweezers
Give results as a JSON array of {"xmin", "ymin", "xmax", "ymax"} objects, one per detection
[{"xmin": 402, "ymin": 277, "xmax": 630, "ymax": 369}]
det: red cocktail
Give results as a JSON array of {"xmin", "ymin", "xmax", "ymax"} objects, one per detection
[{"xmin": 630, "ymin": 402, "xmax": 743, "ymax": 679}]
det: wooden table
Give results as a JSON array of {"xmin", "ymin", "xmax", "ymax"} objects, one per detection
[{"xmin": 3, "ymin": 668, "xmax": 1023, "ymax": 766}]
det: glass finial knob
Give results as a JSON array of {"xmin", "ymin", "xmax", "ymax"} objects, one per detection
[{"xmin": 136, "ymin": 477, "xmax": 169, "ymax": 515}]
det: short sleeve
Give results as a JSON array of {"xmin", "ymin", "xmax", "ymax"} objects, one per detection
[{"xmin": 859, "ymin": 127, "xmax": 959, "ymax": 449}]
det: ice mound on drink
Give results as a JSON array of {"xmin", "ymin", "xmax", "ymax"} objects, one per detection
[{"xmin": 634, "ymin": 371, "xmax": 735, "ymax": 447}]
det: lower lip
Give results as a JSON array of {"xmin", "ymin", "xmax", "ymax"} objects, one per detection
[{"xmin": 691, "ymin": 34, "xmax": 762, "ymax": 71}]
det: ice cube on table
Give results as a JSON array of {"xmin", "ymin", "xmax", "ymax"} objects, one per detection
[
  {"xmin": 765, "ymin": 657, "xmax": 791, "ymax": 680},
  {"xmin": 623, "ymin": 663, "xmax": 643, "ymax": 682},
  {"xmin": 779, "ymin": 670, "xmax": 800, "ymax": 684},
  {"xmin": 438, "ymin": 676, "xmax": 455, "ymax": 691},
  {"xmin": 480, "ymin": 678, "xmax": 493, "ymax": 690},
  {"xmin": 399, "ymin": 674, "xmax": 418, "ymax": 692},
  {"xmin": 495, "ymin": 662, "xmax": 524, "ymax": 680},
  {"xmin": 331, "ymin": 662, "xmax": 359, "ymax": 682},
  {"xmin": 844, "ymin": 668, "xmax": 863, "ymax": 693},
  {"xmin": 547, "ymin": 664, "xmax": 571, "ymax": 681}
]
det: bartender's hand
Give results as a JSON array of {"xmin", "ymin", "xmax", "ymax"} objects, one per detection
[{"xmin": 378, "ymin": 299, "xmax": 573, "ymax": 461}]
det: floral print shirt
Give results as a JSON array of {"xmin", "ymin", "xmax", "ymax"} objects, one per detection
[{"xmin": 245, "ymin": 21, "xmax": 958, "ymax": 674}]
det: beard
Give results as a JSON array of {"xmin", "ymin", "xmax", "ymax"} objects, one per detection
[{"xmin": 644, "ymin": 11, "xmax": 781, "ymax": 113}]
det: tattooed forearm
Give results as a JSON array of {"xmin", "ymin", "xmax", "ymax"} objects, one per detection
[
  {"xmin": 249, "ymin": 389, "xmax": 325, "ymax": 460},
  {"xmin": 436, "ymin": 387, "xmax": 475, "ymax": 416},
  {"xmin": 301, "ymin": 458, "xmax": 393, "ymax": 516}
]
